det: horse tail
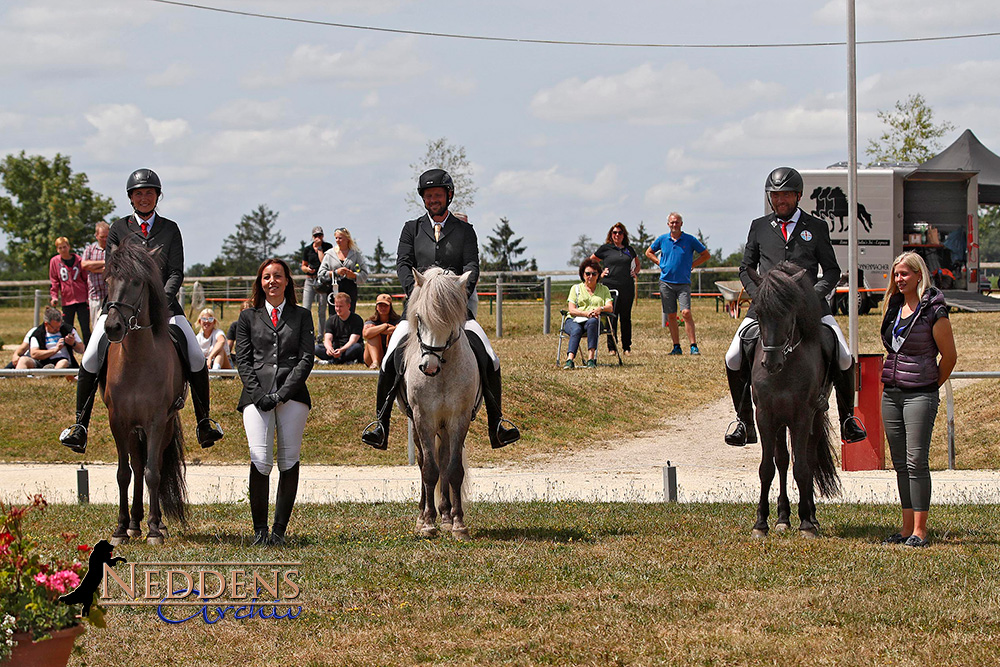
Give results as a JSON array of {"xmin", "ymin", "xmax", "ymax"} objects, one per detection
[
  {"xmin": 159, "ymin": 414, "xmax": 188, "ymax": 524},
  {"xmin": 813, "ymin": 412, "xmax": 841, "ymax": 498}
]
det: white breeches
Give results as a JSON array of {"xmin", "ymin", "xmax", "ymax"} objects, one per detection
[
  {"xmin": 82, "ymin": 313, "xmax": 206, "ymax": 373},
  {"xmin": 382, "ymin": 318, "xmax": 499, "ymax": 371},
  {"xmin": 725, "ymin": 315, "xmax": 852, "ymax": 371},
  {"xmin": 243, "ymin": 399, "xmax": 309, "ymax": 476}
]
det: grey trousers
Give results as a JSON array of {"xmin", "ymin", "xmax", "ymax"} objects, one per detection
[{"xmin": 881, "ymin": 386, "xmax": 939, "ymax": 512}]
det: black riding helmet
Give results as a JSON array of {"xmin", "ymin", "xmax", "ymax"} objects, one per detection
[
  {"xmin": 417, "ymin": 169, "xmax": 454, "ymax": 205},
  {"xmin": 126, "ymin": 168, "xmax": 162, "ymax": 195},
  {"xmin": 764, "ymin": 167, "xmax": 803, "ymax": 193}
]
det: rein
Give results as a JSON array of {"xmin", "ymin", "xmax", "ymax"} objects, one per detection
[
  {"xmin": 414, "ymin": 314, "xmax": 458, "ymax": 367},
  {"xmin": 759, "ymin": 325, "xmax": 802, "ymax": 359},
  {"xmin": 105, "ymin": 292, "xmax": 152, "ymax": 342}
]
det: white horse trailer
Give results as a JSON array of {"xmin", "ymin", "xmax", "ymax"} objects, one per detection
[{"xmin": 799, "ymin": 167, "xmax": 979, "ymax": 313}]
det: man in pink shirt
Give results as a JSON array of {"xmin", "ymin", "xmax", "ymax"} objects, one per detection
[{"xmin": 49, "ymin": 236, "xmax": 91, "ymax": 344}]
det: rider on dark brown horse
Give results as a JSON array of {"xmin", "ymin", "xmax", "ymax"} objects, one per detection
[
  {"xmin": 361, "ymin": 168, "xmax": 520, "ymax": 451},
  {"xmin": 723, "ymin": 166, "xmax": 867, "ymax": 447},
  {"xmin": 60, "ymin": 168, "xmax": 224, "ymax": 454}
]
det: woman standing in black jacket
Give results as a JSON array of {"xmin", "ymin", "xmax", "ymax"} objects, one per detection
[
  {"xmin": 236, "ymin": 258, "xmax": 315, "ymax": 546},
  {"xmin": 591, "ymin": 223, "xmax": 640, "ymax": 355}
]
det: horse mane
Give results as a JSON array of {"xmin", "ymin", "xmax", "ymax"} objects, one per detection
[
  {"xmin": 105, "ymin": 237, "xmax": 169, "ymax": 334},
  {"xmin": 405, "ymin": 267, "xmax": 467, "ymax": 355},
  {"xmin": 754, "ymin": 261, "xmax": 822, "ymax": 339}
]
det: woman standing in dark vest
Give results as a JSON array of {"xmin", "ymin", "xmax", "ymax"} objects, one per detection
[
  {"xmin": 236, "ymin": 258, "xmax": 314, "ymax": 546},
  {"xmin": 879, "ymin": 252, "xmax": 957, "ymax": 548},
  {"xmin": 591, "ymin": 223, "xmax": 640, "ymax": 355}
]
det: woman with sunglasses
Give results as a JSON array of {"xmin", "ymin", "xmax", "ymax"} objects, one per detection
[
  {"xmin": 563, "ymin": 258, "xmax": 614, "ymax": 369},
  {"xmin": 591, "ymin": 223, "xmax": 640, "ymax": 356},
  {"xmin": 195, "ymin": 307, "xmax": 232, "ymax": 370},
  {"xmin": 362, "ymin": 293, "xmax": 401, "ymax": 370},
  {"xmin": 317, "ymin": 227, "xmax": 368, "ymax": 314}
]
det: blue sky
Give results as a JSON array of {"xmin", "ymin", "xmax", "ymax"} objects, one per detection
[{"xmin": 1, "ymin": 0, "xmax": 998, "ymax": 270}]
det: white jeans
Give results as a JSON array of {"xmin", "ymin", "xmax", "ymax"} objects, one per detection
[
  {"xmin": 725, "ymin": 314, "xmax": 852, "ymax": 371},
  {"xmin": 382, "ymin": 318, "xmax": 499, "ymax": 371},
  {"xmin": 82, "ymin": 313, "xmax": 206, "ymax": 373},
  {"xmin": 243, "ymin": 400, "xmax": 309, "ymax": 476}
]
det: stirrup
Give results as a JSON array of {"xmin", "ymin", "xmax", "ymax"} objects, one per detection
[
  {"xmin": 491, "ymin": 418, "xmax": 520, "ymax": 448},
  {"xmin": 197, "ymin": 418, "xmax": 224, "ymax": 448},
  {"xmin": 59, "ymin": 424, "xmax": 88, "ymax": 454},
  {"xmin": 841, "ymin": 415, "xmax": 867, "ymax": 444},
  {"xmin": 724, "ymin": 419, "xmax": 755, "ymax": 447},
  {"xmin": 361, "ymin": 420, "xmax": 388, "ymax": 450}
]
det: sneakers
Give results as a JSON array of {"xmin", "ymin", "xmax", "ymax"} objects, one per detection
[
  {"xmin": 563, "ymin": 359, "xmax": 575, "ymax": 370},
  {"xmin": 904, "ymin": 535, "xmax": 929, "ymax": 548},
  {"xmin": 690, "ymin": 344, "xmax": 700, "ymax": 355},
  {"xmin": 585, "ymin": 359, "xmax": 597, "ymax": 368},
  {"xmin": 669, "ymin": 344, "xmax": 682, "ymax": 355}
]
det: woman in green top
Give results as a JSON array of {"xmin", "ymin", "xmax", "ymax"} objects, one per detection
[{"xmin": 563, "ymin": 258, "xmax": 614, "ymax": 369}]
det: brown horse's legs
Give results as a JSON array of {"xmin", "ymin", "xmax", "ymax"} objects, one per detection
[
  {"xmin": 128, "ymin": 437, "xmax": 144, "ymax": 538},
  {"xmin": 790, "ymin": 422, "xmax": 819, "ymax": 536},
  {"xmin": 774, "ymin": 427, "xmax": 792, "ymax": 529},
  {"xmin": 112, "ymin": 440, "xmax": 132, "ymax": 544},
  {"xmin": 144, "ymin": 428, "xmax": 165, "ymax": 543},
  {"xmin": 754, "ymin": 414, "xmax": 777, "ymax": 538}
]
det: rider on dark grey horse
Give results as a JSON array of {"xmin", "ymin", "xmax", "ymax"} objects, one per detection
[
  {"xmin": 362, "ymin": 168, "xmax": 520, "ymax": 451},
  {"xmin": 59, "ymin": 168, "xmax": 224, "ymax": 454},
  {"xmin": 724, "ymin": 166, "xmax": 867, "ymax": 447}
]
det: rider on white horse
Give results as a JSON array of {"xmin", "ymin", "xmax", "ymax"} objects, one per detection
[
  {"xmin": 59, "ymin": 169, "xmax": 224, "ymax": 454},
  {"xmin": 362, "ymin": 169, "xmax": 520, "ymax": 451},
  {"xmin": 724, "ymin": 166, "xmax": 867, "ymax": 447}
]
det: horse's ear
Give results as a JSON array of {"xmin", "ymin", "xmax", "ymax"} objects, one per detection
[
  {"xmin": 747, "ymin": 267, "xmax": 762, "ymax": 286},
  {"xmin": 457, "ymin": 271, "xmax": 472, "ymax": 290},
  {"xmin": 792, "ymin": 268, "xmax": 808, "ymax": 284},
  {"xmin": 413, "ymin": 269, "xmax": 425, "ymax": 287},
  {"xmin": 148, "ymin": 245, "xmax": 163, "ymax": 260}
]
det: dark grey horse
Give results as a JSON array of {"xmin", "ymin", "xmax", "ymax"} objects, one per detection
[{"xmin": 747, "ymin": 262, "xmax": 840, "ymax": 538}]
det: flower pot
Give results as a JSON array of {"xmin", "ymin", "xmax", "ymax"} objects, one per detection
[{"xmin": 4, "ymin": 624, "xmax": 85, "ymax": 667}]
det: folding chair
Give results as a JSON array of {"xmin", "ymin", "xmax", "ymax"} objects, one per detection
[{"xmin": 556, "ymin": 289, "xmax": 623, "ymax": 366}]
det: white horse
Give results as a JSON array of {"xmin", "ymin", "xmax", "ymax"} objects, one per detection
[{"xmin": 400, "ymin": 267, "xmax": 480, "ymax": 539}]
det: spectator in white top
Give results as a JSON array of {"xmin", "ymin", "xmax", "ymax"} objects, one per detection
[
  {"xmin": 23, "ymin": 307, "xmax": 84, "ymax": 371},
  {"xmin": 195, "ymin": 308, "xmax": 232, "ymax": 370}
]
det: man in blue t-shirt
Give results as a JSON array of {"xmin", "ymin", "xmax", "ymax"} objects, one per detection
[{"xmin": 645, "ymin": 212, "xmax": 711, "ymax": 355}]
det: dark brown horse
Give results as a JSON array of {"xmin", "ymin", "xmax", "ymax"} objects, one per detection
[
  {"xmin": 747, "ymin": 262, "xmax": 840, "ymax": 538},
  {"xmin": 102, "ymin": 239, "xmax": 187, "ymax": 545}
]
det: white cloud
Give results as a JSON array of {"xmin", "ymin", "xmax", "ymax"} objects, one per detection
[
  {"xmin": 815, "ymin": 0, "xmax": 1000, "ymax": 32},
  {"xmin": 362, "ymin": 92, "xmax": 380, "ymax": 108},
  {"xmin": 208, "ymin": 99, "xmax": 290, "ymax": 127},
  {"xmin": 859, "ymin": 61, "xmax": 1000, "ymax": 108},
  {"xmin": 696, "ymin": 107, "xmax": 847, "ymax": 158},
  {"xmin": 83, "ymin": 104, "xmax": 190, "ymax": 159},
  {"xmin": 247, "ymin": 37, "xmax": 428, "ymax": 88},
  {"xmin": 530, "ymin": 62, "xmax": 783, "ymax": 125},
  {"xmin": 644, "ymin": 176, "xmax": 703, "ymax": 207},
  {"xmin": 146, "ymin": 63, "xmax": 195, "ymax": 87},
  {"xmin": 147, "ymin": 119, "xmax": 191, "ymax": 145},
  {"xmin": 489, "ymin": 164, "xmax": 619, "ymax": 201},
  {"xmin": 661, "ymin": 147, "xmax": 732, "ymax": 173}
]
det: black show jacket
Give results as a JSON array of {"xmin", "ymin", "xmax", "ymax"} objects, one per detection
[
  {"xmin": 235, "ymin": 303, "xmax": 314, "ymax": 411},
  {"xmin": 106, "ymin": 214, "xmax": 186, "ymax": 318},
  {"xmin": 396, "ymin": 212, "xmax": 479, "ymax": 300}
]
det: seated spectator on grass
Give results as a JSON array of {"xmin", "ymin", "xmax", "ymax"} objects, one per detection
[
  {"xmin": 562, "ymin": 258, "xmax": 613, "ymax": 370},
  {"xmin": 5, "ymin": 329, "xmax": 33, "ymax": 369},
  {"xmin": 315, "ymin": 292, "xmax": 363, "ymax": 364},
  {"xmin": 227, "ymin": 316, "xmax": 239, "ymax": 357},
  {"xmin": 362, "ymin": 293, "xmax": 401, "ymax": 370},
  {"xmin": 21, "ymin": 307, "xmax": 84, "ymax": 372},
  {"xmin": 195, "ymin": 308, "xmax": 232, "ymax": 370}
]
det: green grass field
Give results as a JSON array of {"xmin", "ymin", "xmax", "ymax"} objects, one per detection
[
  {"xmin": 4, "ymin": 502, "xmax": 992, "ymax": 666},
  {"xmin": 2, "ymin": 298, "xmax": 1000, "ymax": 469}
]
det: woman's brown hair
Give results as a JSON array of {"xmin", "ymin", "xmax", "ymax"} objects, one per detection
[
  {"xmin": 245, "ymin": 258, "xmax": 297, "ymax": 309},
  {"xmin": 603, "ymin": 222, "xmax": 630, "ymax": 246}
]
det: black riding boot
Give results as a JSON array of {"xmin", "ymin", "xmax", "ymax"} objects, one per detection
[
  {"xmin": 249, "ymin": 464, "xmax": 270, "ymax": 546},
  {"xmin": 59, "ymin": 367, "xmax": 100, "ymax": 454},
  {"xmin": 189, "ymin": 365, "xmax": 224, "ymax": 448},
  {"xmin": 834, "ymin": 360, "xmax": 868, "ymax": 443},
  {"xmin": 269, "ymin": 462, "xmax": 300, "ymax": 546},
  {"xmin": 725, "ymin": 365, "xmax": 757, "ymax": 446},
  {"xmin": 361, "ymin": 348, "xmax": 400, "ymax": 449},
  {"xmin": 467, "ymin": 332, "xmax": 520, "ymax": 449}
]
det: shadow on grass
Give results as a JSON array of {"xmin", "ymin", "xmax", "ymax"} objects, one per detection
[{"xmin": 474, "ymin": 526, "xmax": 594, "ymax": 542}]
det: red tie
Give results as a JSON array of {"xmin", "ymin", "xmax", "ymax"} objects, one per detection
[
  {"xmin": 140, "ymin": 222, "xmax": 148, "ymax": 237},
  {"xmin": 271, "ymin": 308, "xmax": 279, "ymax": 327},
  {"xmin": 781, "ymin": 221, "xmax": 789, "ymax": 241}
]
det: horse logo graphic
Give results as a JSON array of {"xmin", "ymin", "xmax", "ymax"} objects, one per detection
[{"xmin": 809, "ymin": 186, "xmax": 873, "ymax": 233}]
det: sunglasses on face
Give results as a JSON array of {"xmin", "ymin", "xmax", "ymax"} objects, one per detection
[
  {"xmin": 584, "ymin": 271, "xmax": 599, "ymax": 276},
  {"xmin": 200, "ymin": 317, "xmax": 214, "ymax": 323},
  {"xmin": 611, "ymin": 230, "xmax": 624, "ymax": 235}
]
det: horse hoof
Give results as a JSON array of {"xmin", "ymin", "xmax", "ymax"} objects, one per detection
[
  {"xmin": 451, "ymin": 528, "xmax": 471, "ymax": 541},
  {"xmin": 127, "ymin": 528, "xmax": 142, "ymax": 538},
  {"xmin": 159, "ymin": 525, "xmax": 169, "ymax": 538},
  {"xmin": 110, "ymin": 535, "xmax": 129, "ymax": 546},
  {"xmin": 799, "ymin": 528, "xmax": 819, "ymax": 539},
  {"xmin": 775, "ymin": 523, "xmax": 791, "ymax": 532},
  {"xmin": 751, "ymin": 529, "xmax": 768, "ymax": 540},
  {"xmin": 147, "ymin": 535, "xmax": 165, "ymax": 545},
  {"xmin": 440, "ymin": 521, "xmax": 454, "ymax": 532},
  {"xmin": 419, "ymin": 526, "xmax": 438, "ymax": 539}
]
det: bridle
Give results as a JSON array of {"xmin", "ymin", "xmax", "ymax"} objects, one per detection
[
  {"xmin": 414, "ymin": 314, "xmax": 458, "ymax": 374},
  {"xmin": 759, "ymin": 322, "xmax": 802, "ymax": 361},
  {"xmin": 105, "ymin": 291, "xmax": 152, "ymax": 342}
]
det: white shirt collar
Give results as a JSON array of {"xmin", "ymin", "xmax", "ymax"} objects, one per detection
[
  {"xmin": 134, "ymin": 212, "xmax": 157, "ymax": 230},
  {"xmin": 264, "ymin": 300, "xmax": 285, "ymax": 318}
]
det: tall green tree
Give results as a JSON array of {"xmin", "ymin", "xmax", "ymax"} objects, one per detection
[
  {"xmin": 407, "ymin": 138, "xmax": 477, "ymax": 213},
  {"xmin": 367, "ymin": 236, "xmax": 395, "ymax": 278},
  {"xmin": 979, "ymin": 205, "xmax": 1000, "ymax": 264},
  {"xmin": 866, "ymin": 93, "xmax": 955, "ymax": 164},
  {"xmin": 482, "ymin": 217, "xmax": 528, "ymax": 273},
  {"xmin": 567, "ymin": 234, "xmax": 594, "ymax": 269},
  {"xmin": 0, "ymin": 152, "xmax": 114, "ymax": 273},
  {"xmin": 217, "ymin": 204, "xmax": 286, "ymax": 276},
  {"xmin": 633, "ymin": 221, "xmax": 655, "ymax": 270}
]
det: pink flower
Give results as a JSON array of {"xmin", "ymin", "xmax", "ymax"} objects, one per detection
[
  {"xmin": 45, "ymin": 570, "xmax": 80, "ymax": 594},
  {"xmin": 34, "ymin": 572, "xmax": 48, "ymax": 586}
]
